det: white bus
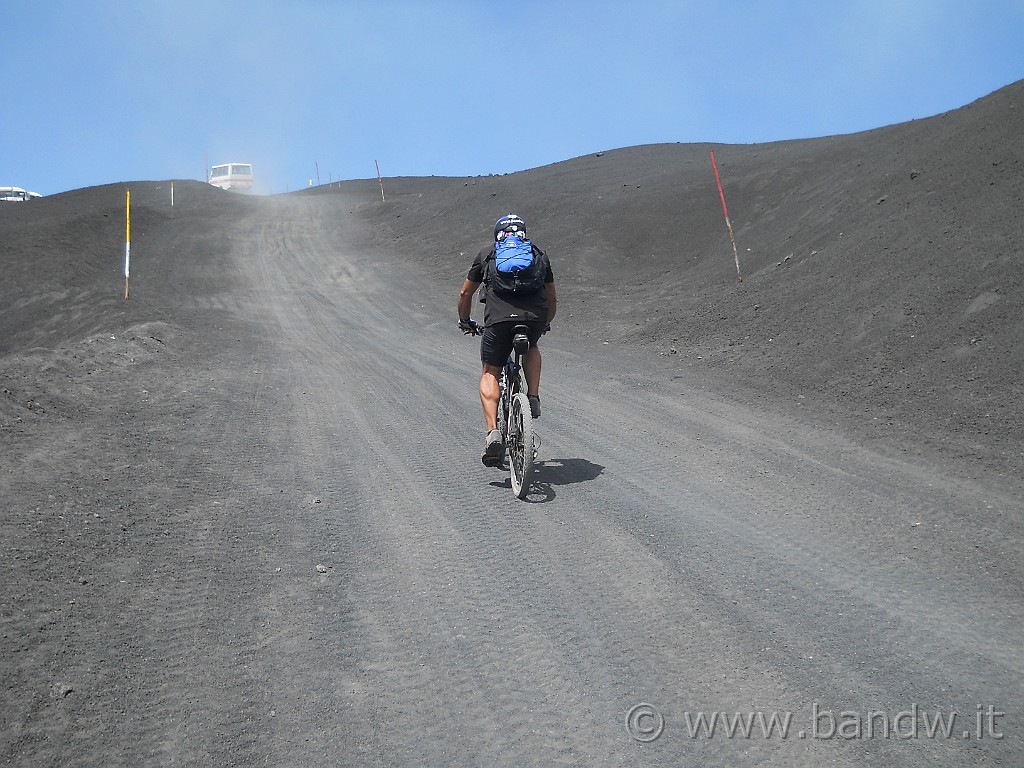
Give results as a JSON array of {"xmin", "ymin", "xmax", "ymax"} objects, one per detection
[
  {"xmin": 208, "ymin": 163, "xmax": 254, "ymax": 192},
  {"xmin": 1, "ymin": 186, "xmax": 42, "ymax": 202}
]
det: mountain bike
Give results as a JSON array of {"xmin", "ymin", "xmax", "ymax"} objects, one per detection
[
  {"xmin": 496, "ymin": 324, "xmax": 539, "ymax": 499},
  {"xmin": 461, "ymin": 321, "xmax": 539, "ymax": 499}
]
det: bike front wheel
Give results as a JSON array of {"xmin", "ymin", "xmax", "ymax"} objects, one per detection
[{"xmin": 508, "ymin": 392, "xmax": 535, "ymax": 499}]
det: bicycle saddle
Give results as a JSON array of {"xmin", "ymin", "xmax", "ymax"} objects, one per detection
[{"xmin": 512, "ymin": 324, "xmax": 530, "ymax": 354}]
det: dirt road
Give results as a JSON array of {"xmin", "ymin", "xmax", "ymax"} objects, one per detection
[{"xmin": 3, "ymin": 191, "xmax": 1020, "ymax": 767}]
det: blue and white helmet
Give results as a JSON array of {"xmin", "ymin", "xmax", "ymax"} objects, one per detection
[{"xmin": 494, "ymin": 213, "xmax": 527, "ymax": 241}]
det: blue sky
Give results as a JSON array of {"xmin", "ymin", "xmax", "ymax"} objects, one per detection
[{"xmin": 3, "ymin": 0, "xmax": 1023, "ymax": 195}]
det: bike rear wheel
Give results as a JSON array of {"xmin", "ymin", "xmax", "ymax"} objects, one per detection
[{"xmin": 508, "ymin": 392, "xmax": 535, "ymax": 499}]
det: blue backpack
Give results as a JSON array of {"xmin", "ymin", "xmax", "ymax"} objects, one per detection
[{"xmin": 487, "ymin": 235, "xmax": 546, "ymax": 295}]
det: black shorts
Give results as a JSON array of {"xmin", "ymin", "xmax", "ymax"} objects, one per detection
[{"xmin": 480, "ymin": 320, "xmax": 546, "ymax": 367}]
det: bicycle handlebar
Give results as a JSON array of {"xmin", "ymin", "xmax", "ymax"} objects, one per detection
[{"xmin": 458, "ymin": 320, "xmax": 551, "ymax": 337}]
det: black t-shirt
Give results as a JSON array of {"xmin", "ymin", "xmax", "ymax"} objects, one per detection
[{"xmin": 467, "ymin": 244, "xmax": 554, "ymax": 325}]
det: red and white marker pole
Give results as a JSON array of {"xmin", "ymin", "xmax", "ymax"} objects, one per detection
[{"xmin": 710, "ymin": 149, "xmax": 743, "ymax": 283}]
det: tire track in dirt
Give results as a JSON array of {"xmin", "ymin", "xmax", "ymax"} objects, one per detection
[
  {"xmin": 8, "ymin": 193, "xmax": 1019, "ymax": 767},
  {"xmin": 528, "ymin": 350, "xmax": 1022, "ymax": 764},
  {"xmin": 239, "ymin": 205, "xmax": 628, "ymax": 763},
  {"xmin": 95, "ymin": 347, "xmax": 301, "ymax": 766},
  {"xmin": 222, "ymin": 196, "xmax": 1021, "ymax": 766},
  {"xmin": 231, "ymin": 204, "xmax": 838, "ymax": 765}
]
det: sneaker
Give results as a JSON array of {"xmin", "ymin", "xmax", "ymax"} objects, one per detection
[
  {"xmin": 481, "ymin": 429, "xmax": 504, "ymax": 467},
  {"xmin": 528, "ymin": 395, "xmax": 541, "ymax": 419}
]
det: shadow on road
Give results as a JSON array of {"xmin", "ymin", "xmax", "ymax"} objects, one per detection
[
  {"xmin": 535, "ymin": 458, "xmax": 605, "ymax": 485},
  {"xmin": 489, "ymin": 458, "xmax": 605, "ymax": 502}
]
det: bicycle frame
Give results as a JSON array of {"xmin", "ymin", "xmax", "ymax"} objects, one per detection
[{"xmin": 497, "ymin": 352, "xmax": 522, "ymax": 436}]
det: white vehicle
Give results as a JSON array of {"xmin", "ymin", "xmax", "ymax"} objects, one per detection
[
  {"xmin": 0, "ymin": 186, "xmax": 42, "ymax": 202},
  {"xmin": 208, "ymin": 163, "xmax": 254, "ymax": 192}
]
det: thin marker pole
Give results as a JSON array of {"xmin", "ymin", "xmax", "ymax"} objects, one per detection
[
  {"xmin": 171, "ymin": 180, "xmax": 175, "ymax": 207},
  {"xmin": 124, "ymin": 189, "xmax": 131, "ymax": 299},
  {"xmin": 710, "ymin": 149, "xmax": 743, "ymax": 283},
  {"xmin": 375, "ymin": 160, "xmax": 385, "ymax": 203}
]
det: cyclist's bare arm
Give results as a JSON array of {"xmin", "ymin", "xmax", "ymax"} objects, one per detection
[{"xmin": 458, "ymin": 279, "xmax": 481, "ymax": 321}]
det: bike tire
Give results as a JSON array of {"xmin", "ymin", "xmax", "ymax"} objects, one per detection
[{"xmin": 508, "ymin": 392, "xmax": 535, "ymax": 499}]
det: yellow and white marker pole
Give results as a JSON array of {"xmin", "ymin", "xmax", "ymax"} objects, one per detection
[
  {"xmin": 171, "ymin": 180, "xmax": 174, "ymax": 207},
  {"xmin": 124, "ymin": 189, "xmax": 131, "ymax": 299},
  {"xmin": 375, "ymin": 159, "xmax": 385, "ymax": 203}
]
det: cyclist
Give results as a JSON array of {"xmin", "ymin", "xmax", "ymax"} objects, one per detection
[{"xmin": 458, "ymin": 213, "xmax": 556, "ymax": 466}]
